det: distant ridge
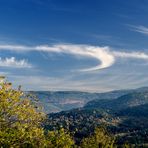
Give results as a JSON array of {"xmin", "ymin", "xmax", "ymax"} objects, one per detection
[
  {"xmin": 85, "ymin": 89, "xmax": 148, "ymax": 111},
  {"xmin": 28, "ymin": 86, "xmax": 148, "ymax": 113}
]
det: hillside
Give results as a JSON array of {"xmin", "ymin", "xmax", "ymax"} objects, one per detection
[
  {"xmin": 85, "ymin": 91, "xmax": 148, "ymax": 111},
  {"xmin": 117, "ymin": 104, "xmax": 148, "ymax": 117},
  {"xmin": 45, "ymin": 90, "xmax": 148, "ymax": 145},
  {"xmin": 29, "ymin": 89, "xmax": 132, "ymax": 113}
]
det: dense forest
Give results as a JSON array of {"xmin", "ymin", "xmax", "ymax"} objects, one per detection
[{"xmin": 0, "ymin": 77, "xmax": 148, "ymax": 147}]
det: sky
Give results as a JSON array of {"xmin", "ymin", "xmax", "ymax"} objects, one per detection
[{"xmin": 0, "ymin": 0, "xmax": 148, "ymax": 92}]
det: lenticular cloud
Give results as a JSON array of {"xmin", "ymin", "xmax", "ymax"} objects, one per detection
[
  {"xmin": 0, "ymin": 43, "xmax": 148, "ymax": 71},
  {"xmin": 40, "ymin": 44, "xmax": 115, "ymax": 71}
]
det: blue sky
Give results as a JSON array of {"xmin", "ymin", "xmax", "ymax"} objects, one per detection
[{"xmin": 0, "ymin": 0, "xmax": 148, "ymax": 92}]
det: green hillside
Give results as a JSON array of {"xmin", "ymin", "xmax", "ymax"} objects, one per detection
[
  {"xmin": 85, "ymin": 91, "xmax": 148, "ymax": 111},
  {"xmin": 45, "ymin": 90, "xmax": 148, "ymax": 146},
  {"xmin": 29, "ymin": 89, "xmax": 132, "ymax": 113}
]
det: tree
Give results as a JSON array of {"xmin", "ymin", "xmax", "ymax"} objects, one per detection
[
  {"xmin": 47, "ymin": 128, "xmax": 75, "ymax": 148},
  {"xmin": 80, "ymin": 127, "xmax": 116, "ymax": 148},
  {"xmin": 0, "ymin": 77, "xmax": 47, "ymax": 147},
  {"xmin": 0, "ymin": 77, "xmax": 75, "ymax": 148}
]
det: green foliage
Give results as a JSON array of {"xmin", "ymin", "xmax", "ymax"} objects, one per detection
[
  {"xmin": 80, "ymin": 127, "xmax": 116, "ymax": 148},
  {"xmin": 0, "ymin": 78, "xmax": 47, "ymax": 147},
  {"xmin": 0, "ymin": 77, "xmax": 75, "ymax": 148},
  {"xmin": 47, "ymin": 128, "xmax": 75, "ymax": 148}
]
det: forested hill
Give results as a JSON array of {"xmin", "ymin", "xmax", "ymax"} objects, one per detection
[
  {"xmin": 29, "ymin": 86, "xmax": 148, "ymax": 113},
  {"xmin": 45, "ymin": 89, "xmax": 148, "ymax": 146},
  {"xmin": 84, "ymin": 91, "xmax": 148, "ymax": 111},
  {"xmin": 28, "ymin": 89, "xmax": 132, "ymax": 113}
]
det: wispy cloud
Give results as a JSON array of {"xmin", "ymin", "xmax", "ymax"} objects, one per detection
[
  {"xmin": 0, "ymin": 44, "xmax": 115, "ymax": 71},
  {"xmin": 0, "ymin": 57, "xmax": 32, "ymax": 68},
  {"xmin": 0, "ymin": 44, "xmax": 148, "ymax": 71},
  {"xmin": 129, "ymin": 25, "xmax": 148, "ymax": 35},
  {"xmin": 10, "ymin": 72, "xmax": 148, "ymax": 92},
  {"xmin": 9, "ymin": 75, "xmax": 113, "ymax": 92},
  {"xmin": 39, "ymin": 44, "xmax": 115, "ymax": 71},
  {"xmin": 113, "ymin": 51, "xmax": 148, "ymax": 59}
]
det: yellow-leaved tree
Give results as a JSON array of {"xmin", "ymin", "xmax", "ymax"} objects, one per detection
[
  {"xmin": 0, "ymin": 77, "xmax": 74, "ymax": 148},
  {"xmin": 0, "ymin": 76, "xmax": 48, "ymax": 147}
]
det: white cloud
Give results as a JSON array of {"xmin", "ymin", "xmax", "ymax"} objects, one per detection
[
  {"xmin": 0, "ymin": 57, "xmax": 32, "ymax": 68},
  {"xmin": 113, "ymin": 51, "xmax": 148, "ymax": 59},
  {"xmin": 42, "ymin": 44, "xmax": 115, "ymax": 71},
  {"xmin": 0, "ymin": 44, "xmax": 148, "ymax": 71},
  {"xmin": 0, "ymin": 44, "xmax": 115, "ymax": 71},
  {"xmin": 0, "ymin": 45, "xmax": 29, "ymax": 51},
  {"xmin": 129, "ymin": 25, "xmax": 148, "ymax": 35}
]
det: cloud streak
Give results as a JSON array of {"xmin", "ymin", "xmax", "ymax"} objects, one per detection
[
  {"xmin": 113, "ymin": 51, "xmax": 148, "ymax": 59},
  {"xmin": 129, "ymin": 25, "xmax": 148, "ymax": 35},
  {"xmin": 0, "ymin": 57, "xmax": 32, "ymax": 68},
  {"xmin": 0, "ymin": 44, "xmax": 148, "ymax": 71},
  {"xmin": 40, "ymin": 44, "xmax": 115, "ymax": 71}
]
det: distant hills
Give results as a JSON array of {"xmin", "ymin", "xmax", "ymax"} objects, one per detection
[
  {"xmin": 29, "ymin": 89, "xmax": 133, "ymax": 113},
  {"xmin": 44, "ymin": 87, "xmax": 148, "ymax": 145},
  {"xmin": 85, "ymin": 91, "xmax": 148, "ymax": 111},
  {"xmin": 29, "ymin": 86, "xmax": 148, "ymax": 113}
]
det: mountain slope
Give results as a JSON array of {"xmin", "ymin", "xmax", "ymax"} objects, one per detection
[
  {"xmin": 85, "ymin": 91, "xmax": 148, "ymax": 111},
  {"xmin": 29, "ymin": 89, "xmax": 132, "ymax": 113},
  {"xmin": 45, "ymin": 92, "xmax": 148, "ymax": 145},
  {"xmin": 117, "ymin": 104, "xmax": 148, "ymax": 117}
]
